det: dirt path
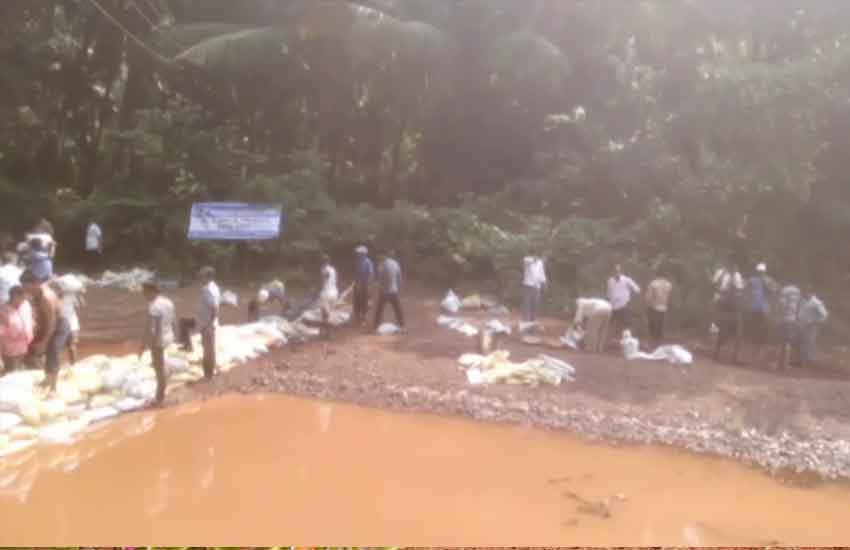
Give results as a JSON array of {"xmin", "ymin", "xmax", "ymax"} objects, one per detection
[{"xmin": 78, "ymin": 282, "xmax": 850, "ymax": 479}]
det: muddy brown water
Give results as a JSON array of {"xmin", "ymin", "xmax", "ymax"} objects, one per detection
[{"xmin": 0, "ymin": 395, "xmax": 848, "ymax": 545}]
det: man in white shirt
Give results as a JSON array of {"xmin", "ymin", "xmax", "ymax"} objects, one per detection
[
  {"xmin": 319, "ymin": 254, "xmax": 339, "ymax": 340},
  {"xmin": 198, "ymin": 267, "xmax": 220, "ymax": 379},
  {"xmin": 139, "ymin": 280, "xmax": 177, "ymax": 406},
  {"xmin": 85, "ymin": 220, "xmax": 103, "ymax": 273},
  {"xmin": 572, "ymin": 298, "xmax": 613, "ymax": 353},
  {"xmin": 521, "ymin": 253, "xmax": 547, "ymax": 322},
  {"xmin": 607, "ymin": 263, "xmax": 640, "ymax": 343}
]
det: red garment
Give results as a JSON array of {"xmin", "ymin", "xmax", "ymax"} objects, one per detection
[{"xmin": 0, "ymin": 301, "xmax": 34, "ymax": 357}]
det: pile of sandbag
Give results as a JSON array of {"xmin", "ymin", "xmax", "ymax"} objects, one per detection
[
  {"xmin": 94, "ymin": 268, "xmax": 156, "ymax": 292},
  {"xmin": 0, "ymin": 318, "xmax": 292, "ymax": 457},
  {"xmin": 459, "ymin": 351, "xmax": 575, "ymax": 387}
]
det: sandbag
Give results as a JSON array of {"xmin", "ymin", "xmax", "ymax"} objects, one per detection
[
  {"xmin": 114, "ymin": 398, "xmax": 147, "ymax": 413},
  {"xmin": 0, "ymin": 412, "xmax": 22, "ymax": 433},
  {"xmin": 68, "ymin": 367, "xmax": 104, "ymax": 395},
  {"xmin": 124, "ymin": 379, "xmax": 156, "ymax": 400},
  {"xmin": 37, "ymin": 399, "xmax": 67, "ymax": 422},
  {"xmin": 441, "ymin": 290, "xmax": 462, "ymax": 313},
  {"xmin": 165, "ymin": 357, "xmax": 189, "ymax": 376},
  {"xmin": 221, "ymin": 290, "xmax": 239, "ymax": 306},
  {"xmin": 102, "ymin": 365, "xmax": 132, "ymax": 392},
  {"xmin": 89, "ymin": 394, "xmax": 118, "ymax": 409},
  {"xmin": 8, "ymin": 425, "xmax": 37, "ymax": 441},
  {"xmin": 55, "ymin": 384, "xmax": 85, "ymax": 405},
  {"xmin": 81, "ymin": 407, "xmax": 119, "ymax": 425},
  {"xmin": 0, "ymin": 387, "xmax": 35, "ymax": 413},
  {"xmin": 377, "ymin": 323, "xmax": 401, "ymax": 336},
  {"xmin": 18, "ymin": 403, "xmax": 40, "ymax": 426},
  {"xmin": 462, "ymin": 294, "xmax": 482, "ymax": 309}
]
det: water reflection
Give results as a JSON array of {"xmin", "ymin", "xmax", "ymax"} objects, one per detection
[{"xmin": 0, "ymin": 394, "xmax": 847, "ymax": 545}]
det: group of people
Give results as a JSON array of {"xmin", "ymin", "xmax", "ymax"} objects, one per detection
[
  {"xmin": 250, "ymin": 246, "xmax": 407, "ymax": 338},
  {"xmin": 0, "ymin": 220, "xmax": 91, "ymax": 389},
  {"xmin": 523, "ymin": 254, "xmax": 829, "ymax": 369},
  {"xmin": 711, "ymin": 261, "xmax": 828, "ymax": 369}
]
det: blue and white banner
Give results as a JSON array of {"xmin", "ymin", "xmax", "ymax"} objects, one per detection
[{"xmin": 188, "ymin": 203, "xmax": 284, "ymax": 241}]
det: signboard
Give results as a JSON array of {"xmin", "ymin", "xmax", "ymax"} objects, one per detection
[{"xmin": 188, "ymin": 203, "xmax": 283, "ymax": 241}]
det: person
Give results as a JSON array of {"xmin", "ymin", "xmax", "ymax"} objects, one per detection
[
  {"xmin": 51, "ymin": 277, "xmax": 85, "ymax": 366},
  {"xmin": 139, "ymin": 280, "xmax": 176, "ymax": 406},
  {"xmin": 374, "ymin": 250, "xmax": 406, "ymax": 333},
  {"xmin": 248, "ymin": 280, "xmax": 287, "ymax": 321},
  {"xmin": 776, "ymin": 283, "xmax": 801, "ymax": 370},
  {"xmin": 21, "ymin": 270, "xmax": 68, "ymax": 393},
  {"xmin": 572, "ymin": 298, "xmax": 613, "ymax": 353},
  {"xmin": 318, "ymin": 254, "xmax": 339, "ymax": 340},
  {"xmin": 713, "ymin": 269, "xmax": 744, "ymax": 365},
  {"xmin": 521, "ymin": 253, "xmax": 547, "ymax": 322},
  {"xmin": 644, "ymin": 269, "xmax": 673, "ymax": 349},
  {"xmin": 607, "ymin": 264, "xmax": 640, "ymax": 343},
  {"xmin": 0, "ymin": 286, "xmax": 34, "ymax": 373},
  {"xmin": 353, "ymin": 246, "xmax": 374, "ymax": 327},
  {"xmin": 85, "ymin": 219, "xmax": 104, "ymax": 272},
  {"xmin": 796, "ymin": 287, "xmax": 828, "ymax": 369},
  {"xmin": 27, "ymin": 238, "xmax": 53, "ymax": 283},
  {"xmin": 713, "ymin": 261, "xmax": 744, "ymax": 302},
  {"xmin": 29, "ymin": 219, "xmax": 56, "ymax": 259},
  {"xmin": 744, "ymin": 263, "xmax": 771, "ymax": 364},
  {"xmin": 0, "ymin": 253, "xmax": 23, "ymax": 305},
  {"xmin": 198, "ymin": 267, "xmax": 220, "ymax": 379}
]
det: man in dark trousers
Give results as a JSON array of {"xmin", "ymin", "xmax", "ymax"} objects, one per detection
[
  {"xmin": 373, "ymin": 250, "xmax": 406, "ymax": 334},
  {"xmin": 139, "ymin": 280, "xmax": 177, "ymax": 406},
  {"xmin": 353, "ymin": 245, "xmax": 374, "ymax": 327},
  {"xmin": 198, "ymin": 266, "xmax": 220, "ymax": 379}
]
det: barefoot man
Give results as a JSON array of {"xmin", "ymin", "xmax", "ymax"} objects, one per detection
[{"xmin": 21, "ymin": 270, "xmax": 69, "ymax": 393}]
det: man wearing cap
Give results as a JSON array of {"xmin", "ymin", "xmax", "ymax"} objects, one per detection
[
  {"xmin": 21, "ymin": 270, "xmax": 67, "ymax": 393},
  {"xmin": 198, "ymin": 267, "xmax": 220, "ymax": 379},
  {"xmin": 744, "ymin": 263, "xmax": 772, "ymax": 364},
  {"xmin": 139, "ymin": 280, "xmax": 176, "ymax": 405},
  {"xmin": 353, "ymin": 246, "xmax": 374, "ymax": 327}
]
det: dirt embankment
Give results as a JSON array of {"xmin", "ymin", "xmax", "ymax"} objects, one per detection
[{"xmin": 79, "ymin": 283, "xmax": 850, "ymax": 480}]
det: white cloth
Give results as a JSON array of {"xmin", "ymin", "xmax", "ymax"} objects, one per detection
[
  {"xmin": 320, "ymin": 265, "xmax": 339, "ymax": 311},
  {"xmin": 713, "ymin": 269, "xmax": 744, "ymax": 293},
  {"xmin": 198, "ymin": 281, "xmax": 221, "ymax": 329},
  {"xmin": 522, "ymin": 257, "xmax": 547, "ymax": 289},
  {"xmin": 0, "ymin": 264, "xmax": 22, "ymax": 304},
  {"xmin": 85, "ymin": 223, "xmax": 103, "ymax": 252},
  {"xmin": 607, "ymin": 276, "xmax": 640, "ymax": 310},
  {"xmin": 61, "ymin": 293, "xmax": 80, "ymax": 333},
  {"xmin": 574, "ymin": 298, "xmax": 612, "ymax": 325},
  {"xmin": 148, "ymin": 296, "xmax": 176, "ymax": 347}
]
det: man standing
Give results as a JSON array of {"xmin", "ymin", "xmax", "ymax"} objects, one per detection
[
  {"xmin": 776, "ymin": 282, "xmax": 801, "ymax": 370},
  {"xmin": 27, "ymin": 239, "xmax": 53, "ymax": 283},
  {"xmin": 0, "ymin": 253, "xmax": 23, "ymax": 305},
  {"xmin": 644, "ymin": 268, "xmax": 673, "ymax": 349},
  {"xmin": 521, "ymin": 253, "xmax": 547, "ymax": 322},
  {"xmin": 796, "ymin": 287, "xmax": 828, "ymax": 369},
  {"xmin": 85, "ymin": 219, "xmax": 103, "ymax": 273},
  {"xmin": 353, "ymin": 246, "xmax": 374, "ymax": 327},
  {"xmin": 21, "ymin": 270, "xmax": 68, "ymax": 393},
  {"xmin": 374, "ymin": 250, "xmax": 406, "ymax": 333},
  {"xmin": 572, "ymin": 297, "xmax": 613, "ymax": 353},
  {"xmin": 319, "ymin": 254, "xmax": 339, "ymax": 340},
  {"xmin": 744, "ymin": 263, "xmax": 771, "ymax": 364},
  {"xmin": 139, "ymin": 281, "xmax": 177, "ymax": 406},
  {"xmin": 607, "ymin": 264, "xmax": 640, "ymax": 343},
  {"xmin": 198, "ymin": 267, "xmax": 220, "ymax": 380}
]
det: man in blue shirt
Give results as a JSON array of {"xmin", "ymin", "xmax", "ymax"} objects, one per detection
[
  {"xmin": 744, "ymin": 263, "xmax": 771, "ymax": 364},
  {"xmin": 28, "ymin": 239, "xmax": 53, "ymax": 283},
  {"xmin": 353, "ymin": 246, "xmax": 374, "ymax": 327},
  {"xmin": 373, "ymin": 250, "xmax": 406, "ymax": 333}
]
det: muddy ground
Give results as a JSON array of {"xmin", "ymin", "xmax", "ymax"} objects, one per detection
[{"xmin": 78, "ymin": 282, "xmax": 850, "ymax": 480}]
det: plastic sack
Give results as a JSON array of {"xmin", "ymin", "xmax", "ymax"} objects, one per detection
[
  {"xmin": 0, "ymin": 412, "xmax": 22, "ymax": 433},
  {"xmin": 37, "ymin": 400, "xmax": 67, "ymax": 422},
  {"xmin": 441, "ymin": 290, "xmax": 462, "ymax": 314},
  {"xmin": 124, "ymin": 379, "xmax": 157, "ymax": 400},
  {"xmin": 114, "ymin": 398, "xmax": 147, "ymax": 413},
  {"xmin": 485, "ymin": 319, "xmax": 512, "ymax": 335},
  {"xmin": 462, "ymin": 294, "xmax": 482, "ymax": 309},
  {"xmin": 55, "ymin": 274, "xmax": 86, "ymax": 294},
  {"xmin": 518, "ymin": 321, "xmax": 540, "ymax": 334},
  {"xmin": 9, "ymin": 425, "xmax": 37, "ymax": 441},
  {"xmin": 221, "ymin": 290, "xmax": 239, "ymax": 306},
  {"xmin": 377, "ymin": 323, "xmax": 401, "ymax": 336},
  {"xmin": 81, "ymin": 406, "xmax": 119, "ymax": 425},
  {"xmin": 561, "ymin": 326, "xmax": 584, "ymax": 350},
  {"xmin": 0, "ymin": 387, "xmax": 35, "ymax": 413},
  {"xmin": 165, "ymin": 357, "xmax": 189, "ymax": 376}
]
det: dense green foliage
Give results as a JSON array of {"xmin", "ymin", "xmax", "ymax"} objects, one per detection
[{"xmin": 3, "ymin": 0, "xmax": 850, "ymax": 321}]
